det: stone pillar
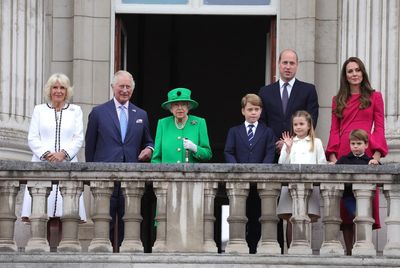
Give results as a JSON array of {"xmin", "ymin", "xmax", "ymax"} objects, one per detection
[
  {"xmin": 57, "ymin": 181, "xmax": 84, "ymax": 252},
  {"xmin": 257, "ymin": 182, "xmax": 281, "ymax": 254},
  {"xmin": 88, "ymin": 181, "xmax": 114, "ymax": 253},
  {"xmin": 0, "ymin": 181, "xmax": 19, "ymax": 252},
  {"xmin": 320, "ymin": 183, "xmax": 344, "ymax": 255},
  {"xmin": 288, "ymin": 182, "xmax": 313, "ymax": 255},
  {"xmin": 120, "ymin": 181, "xmax": 145, "ymax": 253},
  {"xmin": 225, "ymin": 182, "xmax": 249, "ymax": 254},
  {"xmin": 25, "ymin": 181, "xmax": 52, "ymax": 253},
  {"xmin": 383, "ymin": 184, "xmax": 400, "ymax": 256},
  {"xmin": 352, "ymin": 184, "xmax": 376, "ymax": 256},
  {"xmin": 203, "ymin": 182, "xmax": 218, "ymax": 253},
  {"xmin": 152, "ymin": 181, "xmax": 168, "ymax": 252}
]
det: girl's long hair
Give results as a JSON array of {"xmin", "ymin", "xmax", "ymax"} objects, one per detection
[
  {"xmin": 291, "ymin": 110, "xmax": 315, "ymax": 151},
  {"xmin": 335, "ymin": 57, "xmax": 374, "ymax": 118}
]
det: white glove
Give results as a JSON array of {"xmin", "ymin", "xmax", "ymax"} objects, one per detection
[{"xmin": 183, "ymin": 139, "xmax": 198, "ymax": 153}]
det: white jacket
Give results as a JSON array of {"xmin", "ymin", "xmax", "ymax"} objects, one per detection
[
  {"xmin": 279, "ymin": 136, "xmax": 327, "ymax": 164},
  {"xmin": 28, "ymin": 103, "xmax": 83, "ymax": 162}
]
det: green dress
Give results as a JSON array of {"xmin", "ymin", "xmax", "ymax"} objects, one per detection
[{"xmin": 151, "ymin": 115, "xmax": 212, "ymax": 163}]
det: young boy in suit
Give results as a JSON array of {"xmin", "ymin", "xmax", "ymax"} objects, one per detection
[
  {"xmin": 224, "ymin": 93, "xmax": 276, "ymax": 253},
  {"xmin": 336, "ymin": 129, "xmax": 380, "ymax": 255}
]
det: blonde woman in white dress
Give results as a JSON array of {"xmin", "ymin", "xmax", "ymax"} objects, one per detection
[
  {"xmin": 22, "ymin": 73, "xmax": 86, "ymax": 222},
  {"xmin": 277, "ymin": 110, "xmax": 327, "ymax": 249}
]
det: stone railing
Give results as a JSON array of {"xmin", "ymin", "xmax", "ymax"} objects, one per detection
[{"xmin": 0, "ymin": 160, "xmax": 400, "ymax": 257}]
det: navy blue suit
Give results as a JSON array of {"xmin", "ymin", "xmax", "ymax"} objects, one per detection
[
  {"xmin": 85, "ymin": 99, "xmax": 153, "ymax": 162},
  {"xmin": 258, "ymin": 79, "xmax": 319, "ymax": 139},
  {"xmin": 224, "ymin": 122, "xmax": 275, "ymax": 253},
  {"xmin": 224, "ymin": 122, "xmax": 276, "ymax": 164},
  {"xmin": 85, "ymin": 99, "xmax": 154, "ymax": 248}
]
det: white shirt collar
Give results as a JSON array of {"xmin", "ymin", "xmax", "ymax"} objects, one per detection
[
  {"xmin": 245, "ymin": 121, "xmax": 258, "ymax": 129},
  {"xmin": 293, "ymin": 135, "xmax": 311, "ymax": 141},
  {"xmin": 113, "ymin": 97, "xmax": 129, "ymax": 110},
  {"xmin": 279, "ymin": 77, "xmax": 296, "ymax": 88}
]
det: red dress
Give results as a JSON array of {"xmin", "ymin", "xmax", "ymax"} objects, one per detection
[{"xmin": 326, "ymin": 91, "xmax": 388, "ymax": 228}]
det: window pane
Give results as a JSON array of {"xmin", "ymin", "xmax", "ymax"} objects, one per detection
[
  {"xmin": 122, "ymin": 0, "xmax": 188, "ymax": 4},
  {"xmin": 204, "ymin": 0, "xmax": 271, "ymax": 4}
]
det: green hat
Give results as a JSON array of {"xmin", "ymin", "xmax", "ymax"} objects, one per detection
[{"xmin": 161, "ymin": 88, "xmax": 199, "ymax": 110}]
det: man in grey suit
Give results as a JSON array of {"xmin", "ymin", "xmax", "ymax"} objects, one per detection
[{"xmin": 85, "ymin": 70, "xmax": 154, "ymax": 250}]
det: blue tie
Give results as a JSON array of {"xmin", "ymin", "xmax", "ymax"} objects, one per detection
[
  {"xmin": 119, "ymin": 106, "xmax": 127, "ymax": 142},
  {"xmin": 247, "ymin": 124, "xmax": 254, "ymax": 143},
  {"xmin": 282, "ymin": 82, "xmax": 289, "ymax": 115}
]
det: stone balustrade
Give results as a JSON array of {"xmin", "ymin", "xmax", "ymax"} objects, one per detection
[{"xmin": 0, "ymin": 160, "xmax": 400, "ymax": 258}]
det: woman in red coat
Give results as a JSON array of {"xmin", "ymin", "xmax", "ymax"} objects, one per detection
[{"xmin": 326, "ymin": 56, "xmax": 388, "ymax": 254}]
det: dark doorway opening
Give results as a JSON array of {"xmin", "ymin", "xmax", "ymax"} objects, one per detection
[{"xmin": 116, "ymin": 14, "xmax": 275, "ymax": 163}]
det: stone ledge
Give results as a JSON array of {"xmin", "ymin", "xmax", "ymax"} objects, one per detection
[{"xmin": 0, "ymin": 253, "xmax": 399, "ymax": 268}]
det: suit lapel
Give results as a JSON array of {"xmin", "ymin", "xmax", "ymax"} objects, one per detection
[
  {"xmin": 272, "ymin": 82, "xmax": 285, "ymax": 116},
  {"xmin": 251, "ymin": 123, "xmax": 265, "ymax": 147},
  {"xmin": 286, "ymin": 79, "xmax": 299, "ymax": 116},
  {"xmin": 125, "ymin": 103, "xmax": 138, "ymax": 141},
  {"xmin": 239, "ymin": 124, "xmax": 250, "ymax": 147},
  {"xmin": 105, "ymin": 100, "xmax": 121, "ymax": 135}
]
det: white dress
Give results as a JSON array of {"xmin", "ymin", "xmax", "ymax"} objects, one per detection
[
  {"xmin": 277, "ymin": 136, "xmax": 327, "ymax": 218},
  {"xmin": 21, "ymin": 103, "xmax": 86, "ymax": 221}
]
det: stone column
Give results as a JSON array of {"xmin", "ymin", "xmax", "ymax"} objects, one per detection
[
  {"xmin": 88, "ymin": 181, "xmax": 114, "ymax": 253},
  {"xmin": 120, "ymin": 181, "xmax": 145, "ymax": 253},
  {"xmin": 288, "ymin": 182, "xmax": 313, "ymax": 255},
  {"xmin": 352, "ymin": 184, "xmax": 376, "ymax": 256},
  {"xmin": 25, "ymin": 181, "xmax": 52, "ymax": 253},
  {"xmin": 0, "ymin": 181, "xmax": 19, "ymax": 252},
  {"xmin": 320, "ymin": 183, "xmax": 344, "ymax": 255},
  {"xmin": 57, "ymin": 181, "xmax": 84, "ymax": 252},
  {"xmin": 152, "ymin": 181, "xmax": 168, "ymax": 252},
  {"xmin": 383, "ymin": 184, "xmax": 400, "ymax": 256},
  {"xmin": 257, "ymin": 182, "xmax": 281, "ymax": 254},
  {"xmin": 225, "ymin": 182, "xmax": 249, "ymax": 254},
  {"xmin": 203, "ymin": 182, "xmax": 218, "ymax": 253}
]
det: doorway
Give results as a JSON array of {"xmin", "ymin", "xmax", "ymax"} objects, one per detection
[{"xmin": 116, "ymin": 14, "xmax": 275, "ymax": 163}]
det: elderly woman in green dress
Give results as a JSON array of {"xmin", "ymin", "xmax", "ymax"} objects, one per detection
[{"xmin": 151, "ymin": 88, "xmax": 212, "ymax": 163}]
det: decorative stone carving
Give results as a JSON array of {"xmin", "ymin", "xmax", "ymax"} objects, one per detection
[{"xmin": 0, "ymin": 181, "xmax": 19, "ymax": 252}]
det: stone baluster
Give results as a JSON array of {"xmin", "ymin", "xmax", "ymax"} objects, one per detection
[
  {"xmin": 88, "ymin": 181, "xmax": 114, "ymax": 252},
  {"xmin": 288, "ymin": 182, "xmax": 313, "ymax": 255},
  {"xmin": 25, "ymin": 181, "xmax": 52, "ymax": 253},
  {"xmin": 57, "ymin": 181, "xmax": 84, "ymax": 252},
  {"xmin": 383, "ymin": 184, "xmax": 400, "ymax": 256},
  {"xmin": 257, "ymin": 182, "xmax": 281, "ymax": 254},
  {"xmin": 225, "ymin": 182, "xmax": 249, "ymax": 253},
  {"xmin": 152, "ymin": 181, "xmax": 168, "ymax": 252},
  {"xmin": 0, "ymin": 181, "xmax": 19, "ymax": 252},
  {"xmin": 120, "ymin": 181, "xmax": 145, "ymax": 252},
  {"xmin": 352, "ymin": 183, "xmax": 376, "ymax": 256},
  {"xmin": 203, "ymin": 182, "xmax": 218, "ymax": 252},
  {"xmin": 320, "ymin": 183, "xmax": 344, "ymax": 255}
]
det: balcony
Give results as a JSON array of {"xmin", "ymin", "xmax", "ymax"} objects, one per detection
[{"xmin": 0, "ymin": 160, "xmax": 400, "ymax": 267}]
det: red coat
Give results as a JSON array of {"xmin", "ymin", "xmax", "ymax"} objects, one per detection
[
  {"xmin": 326, "ymin": 91, "xmax": 388, "ymax": 229},
  {"xmin": 326, "ymin": 91, "xmax": 388, "ymax": 159}
]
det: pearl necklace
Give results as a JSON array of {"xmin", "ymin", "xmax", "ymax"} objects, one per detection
[{"xmin": 175, "ymin": 117, "xmax": 187, "ymax": 130}]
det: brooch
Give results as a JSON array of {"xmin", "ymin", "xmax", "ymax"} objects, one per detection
[{"xmin": 191, "ymin": 120, "xmax": 197, "ymax": 125}]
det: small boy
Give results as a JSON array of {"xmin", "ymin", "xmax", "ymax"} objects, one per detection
[
  {"xmin": 336, "ymin": 129, "xmax": 380, "ymax": 255},
  {"xmin": 224, "ymin": 93, "xmax": 276, "ymax": 253},
  {"xmin": 224, "ymin": 93, "xmax": 276, "ymax": 164}
]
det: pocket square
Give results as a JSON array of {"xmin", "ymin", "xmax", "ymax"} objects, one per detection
[{"xmin": 136, "ymin": 119, "xmax": 143, "ymax": 123}]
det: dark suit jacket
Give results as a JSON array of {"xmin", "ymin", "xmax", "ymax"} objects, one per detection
[
  {"xmin": 85, "ymin": 99, "xmax": 154, "ymax": 162},
  {"xmin": 224, "ymin": 122, "xmax": 276, "ymax": 163},
  {"xmin": 258, "ymin": 79, "xmax": 319, "ymax": 139}
]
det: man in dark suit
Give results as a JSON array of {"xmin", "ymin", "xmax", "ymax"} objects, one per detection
[
  {"xmin": 258, "ymin": 49, "xmax": 319, "ymax": 252},
  {"xmin": 85, "ymin": 70, "xmax": 154, "ymax": 250},
  {"xmin": 224, "ymin": 94, "xmax": 276, "ymax": 253}
]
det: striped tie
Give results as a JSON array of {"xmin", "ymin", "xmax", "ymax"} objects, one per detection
[{"xmin": 247, "ymin": 124, "xmax": 254, "ymax": 143}]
